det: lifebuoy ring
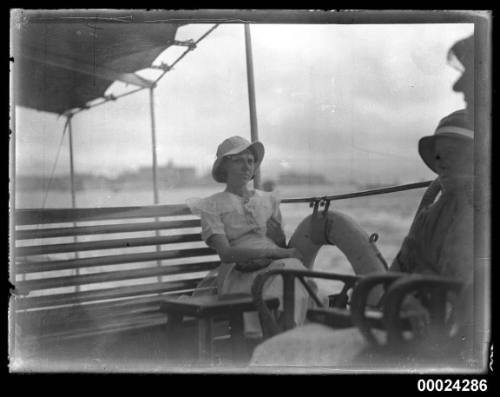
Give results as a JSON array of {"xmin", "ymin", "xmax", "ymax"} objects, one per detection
[{"xmin": 289, "ymin": 210, "xmax": 387, "ymax": 275}]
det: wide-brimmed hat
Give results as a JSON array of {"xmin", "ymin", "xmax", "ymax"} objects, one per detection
[
  {"xmin": 418, "ymin": 109, "xmax": 474, "ymax": 173},
  {"xmin": 447, "ymin": 34, "xmax": 474, "ymax": 71},
  {"xmin": 211, "ymin": 136, "xmax": 265, "ymax": 183}
]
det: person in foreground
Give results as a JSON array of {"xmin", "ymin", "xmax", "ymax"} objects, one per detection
[
  {"xmin": 391, "ymin": 109, "xmax": 474, "ymax": 280},
  {"xmin": 188, "ymin": 136, "xmax": 309, "ymax": 336},
  {"xmin": 448, "ymin": 34, "xmax": 474, "ymax": 116},
  {"xmin": 249, "ymin": 109, "xmax": 474, "ymax": 369}
]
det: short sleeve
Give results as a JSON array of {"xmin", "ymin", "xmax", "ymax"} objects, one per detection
[{"xmin": 186, "ymin": 197, "xmax": 225, "ymax": 243}]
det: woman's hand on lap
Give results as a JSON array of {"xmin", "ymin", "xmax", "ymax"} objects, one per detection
[
  {"xmin": 235, "ymin": 258, "xmax": 272, "ymax": 272},
  {"xmin": 287, "ymin": 248, "xmax": 304, "ymax": 261}
]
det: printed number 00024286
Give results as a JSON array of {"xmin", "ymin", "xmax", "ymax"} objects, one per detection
[{"xmin": 417, "ymin": 379, "xmax": 488, "ymax": 392}]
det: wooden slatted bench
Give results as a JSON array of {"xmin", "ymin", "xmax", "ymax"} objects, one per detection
[{"xmin": 11, "ymin": 204, "xmax": 221, "ymax": 348}]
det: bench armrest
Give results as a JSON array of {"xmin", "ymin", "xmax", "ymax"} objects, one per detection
[
  {"xmin": 251, "ymin": 268, "xmax": 359, "ymax": 339},
  {"xmin": 382, "ymin": 275, "xmax": 464, "ymax": 347},
  {"xmin": 349, "ymin": 272, "xmax": 407, "ymax": 346}
]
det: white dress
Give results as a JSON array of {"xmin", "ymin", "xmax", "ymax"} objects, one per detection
[{"xmin": 188, "ymin": 189, "xmax": 309, "ymax": 334}]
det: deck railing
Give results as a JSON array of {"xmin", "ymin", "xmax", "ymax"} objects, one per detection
[{"xmin": 281, "ymin": 181, "xmax": 432, "ymax": 204}]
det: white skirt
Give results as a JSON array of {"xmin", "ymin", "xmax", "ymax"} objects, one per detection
[{"xmin": 217, "ymin": 258, "xmax": 310, "ymax": 336}]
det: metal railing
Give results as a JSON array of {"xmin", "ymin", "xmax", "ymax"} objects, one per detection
[{"xmin": 281, "ymin": 180, "xmax": 433, "ymax": 205}]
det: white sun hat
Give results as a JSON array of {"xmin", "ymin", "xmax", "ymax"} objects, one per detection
[{"xmin": 211, "ymin": 136, "xmax": 265, "ymax": 183}]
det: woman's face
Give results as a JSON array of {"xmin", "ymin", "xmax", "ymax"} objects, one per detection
[
  {"xmin": 434, "ymin": 136, "xmax": 473, "ymax": 182},
  {"xmin": 223, "ymin": 149, "xmax": 256, "ymax": 186}
]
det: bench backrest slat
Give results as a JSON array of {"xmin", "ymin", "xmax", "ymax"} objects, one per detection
[
  {"xmin": 16, "ymin": 233, "xmax": 205, "ymax": 256},
  {"xmin": 16, "ymin": 294, "xmax": 168, "ymax": 318},
  {"xmin": 16, "ymin": 261, "xmax": 219, "ymax": 292},
  {"xmin": 15, "ymin": 277, "xmax": 204, "ymax": 310},
  {"xmin": 15, "ymin": 219, "xmax": 202, "ymax": 240},
  {"xmin": 15, "ymin": 204, "xmax": 192, "ymax": 225},
  {"xmin": 42, "ymin": 316, "xmax": 169, "ymax": 341},
  {"xmin": 17, "ymin": 247, "xmax": 217, "ymax": 273}
]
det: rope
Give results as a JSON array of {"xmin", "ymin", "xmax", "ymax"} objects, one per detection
[
  {"xmin": 152, "ymin": 23, "xmax": 219, "ymax": 85},
  {"xmin": 67, "ymin": 86, "xmax": 145, "ymax": 116},
  {"xmin": 281, "ymin": 180, "xmax": 433, "ymax": 204},
  {"xmin": 40, "ymin": 117, "xmax": 71, "ymax": 209}
]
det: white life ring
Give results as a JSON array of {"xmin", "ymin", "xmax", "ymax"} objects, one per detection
[{"xmin": 289, "ymin": 210, "xmax": 387, "ymax": 275}]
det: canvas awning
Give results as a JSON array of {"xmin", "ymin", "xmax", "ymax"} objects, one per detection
[{"xmin": 12, "ymin": 12, "xmax": 181, "ymax": 115}]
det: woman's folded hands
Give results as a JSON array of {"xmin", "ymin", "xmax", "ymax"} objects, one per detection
[
  {"xmin": 235, "ymin": 248, "xmax": 304, "ymax": 272},
  {"xmin": 270, "ymin": 247, "xmax": 304, "ymax": 261},
  {"xmin": 235, "ymin": 258, "xmax": 273, "ymax": 272}
]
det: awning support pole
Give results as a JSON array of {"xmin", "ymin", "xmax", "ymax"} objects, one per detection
[
  {"xmin": 149, "ymin": 87, "xmax": 162, "ymax": 274},
  {"xmin": 67, "ymin": 115, "xmax": 77, "ymax": 210},
  {"xmin": 244, "ymin": 24, "xmax": 261, "ymax": 189},
  {"xmin": 67, "ymin": 115, "xmax": 80, "ymax": 291},
  {"xmin": 149, "ymin": 87, "xmax": 160, "ymax": 205},
  {"xmin": 10, "ymin": 96, "xmax": 18, "ymax": 360}
]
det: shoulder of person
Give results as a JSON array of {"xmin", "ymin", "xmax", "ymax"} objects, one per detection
[{"xmin": 187, "ymin": 191, "xmax": 230, "ymax": 215}]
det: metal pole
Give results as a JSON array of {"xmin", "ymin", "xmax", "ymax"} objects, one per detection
[
  {"xmin": 244, "ymin": 24, "xmax": 261, "ymax": 189},
  {"xmin": 11, "ymin": 90, "xmax": 20, "ymax": 278},
  {"xmin": 67, "ymin": 116, "xmax": 77, "ymax": 210},
  {"xmin": 67, "ymin": 115, "xmax": 80, "ymax": 292},
  {"xmin": 10, "ymin": 87, "xmax": 17, "ymax": 361},
  {"xmin": 149, "ymin": 87, "xmax": 160, "ymax": 205},
  {"xmin": 149, "ymin": 87, "xmax": 162, "ymax": 274}
]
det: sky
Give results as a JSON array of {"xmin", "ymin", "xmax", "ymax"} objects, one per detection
[{"xmin": 14, "ymin": 22, "xmax": 474, "ymax": 185}]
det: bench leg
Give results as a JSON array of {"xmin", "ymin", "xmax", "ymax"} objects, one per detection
[
  {"xmin": 229, "ymin": 312, "xmax": 246, "ymax": 364},
  {"xmin": 166, "ymin": 313, "xmax": 183, "ymax": 359},
  {"xmin": 197, "ymin": 317, "xmax": 213, "ymax": 365}
]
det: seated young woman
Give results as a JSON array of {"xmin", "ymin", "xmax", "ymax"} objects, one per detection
[{"xmin": 188, "ymin": 136, "xmax": 310, "ymax": 336}]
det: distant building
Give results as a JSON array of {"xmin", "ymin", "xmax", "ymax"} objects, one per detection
[
  {"xmin": 17, "ymin": 161, "xmax": 217, "ymax": 192},
  {"xmin": 16, "ymin": 174, "xmax": 85, "ymax": 191},
  {"xmin": 157, "ymin": 161, "xmax": 197, "ymax": 187},
  {"xmin": 113, "ymin": 161, "xmax": 198, "ymax": 189},
  {"xmin": 278, "ymin": 171, "xmax": 328, "ymax": 185}
]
